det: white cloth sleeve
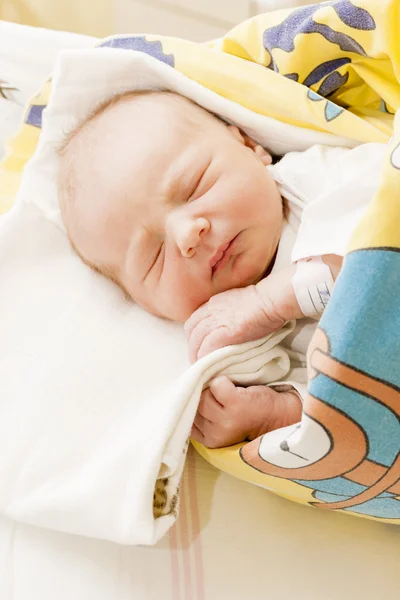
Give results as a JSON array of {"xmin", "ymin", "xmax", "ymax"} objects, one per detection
[
  {"xmin": 269, "ymin": 143, "xmax": 387, "ymax": 263},
  {"xmin": 292, "ymin": 143, "xmax": 386, "ymax": 261}
]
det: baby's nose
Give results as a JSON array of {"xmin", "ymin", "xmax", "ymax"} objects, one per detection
[{"xmin": 178, "ymin": 217, "xmax": 210, "ymax": 258}]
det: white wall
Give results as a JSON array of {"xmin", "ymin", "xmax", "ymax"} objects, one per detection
[{"xmin": 0, "ymin": 0, "xmax": 322, "ymax": 39}]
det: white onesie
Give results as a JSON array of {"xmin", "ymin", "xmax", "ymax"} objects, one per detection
[{"xmin": 266, "ymin": 141, "xmax": 386, "ymax": 397}]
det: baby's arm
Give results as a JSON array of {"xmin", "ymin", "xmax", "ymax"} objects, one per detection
[
  {"xmin": 189, "ymin": 255, "xmax": 343, "ymax": 448},
  {"xmin": 191, "ymin": 377, "xmax": 302, "ymax": 449},
  {"xmin": 255, "ymin": 254, "xmax": 343, "ymax": 324}
]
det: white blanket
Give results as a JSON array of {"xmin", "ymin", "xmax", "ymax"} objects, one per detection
[
  {"xmin": 0, "ymin": 44, "xmax": 353, "ymax": 545},
  {"xmin": 0, "ymin": 20, "xmax": 95, "ymax": 158}
]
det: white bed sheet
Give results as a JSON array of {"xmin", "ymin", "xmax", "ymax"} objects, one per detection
[
  {"xmin": 1, "ymin": 447, "xmax": 400, "ymax": 600},
  {"xmin": 0, "ymin": 21, "xmax": 399, "ymax": 600}
]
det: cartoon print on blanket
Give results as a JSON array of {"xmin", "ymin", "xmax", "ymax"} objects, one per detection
[
  {"xmin": 307, "ymin": 89, "xmax": 344, "ymax": 122},
  {"xmin": 261, "ymin": 1, "xmax": 385, "ymax": 122},
  {"xmin": 241, "ymin": 287, "xmax": 400, "ymax": 519},
  {"xmin": 240, "ymin": 123, "xmax": 400, "ymax": 523},
  {"xmin": 99, "ymin": 35, "xmax": 175, "ymax": 67},
  {"xmin": 263, "ymin": 1, "xmax": 375, "ymax": 76},
  {"xmin": 23, "ymin": 80, "xmax": 52, "ymax": 130},
  {"xmin": 303, "ymin": 58, "xmax": 350, "ymax": 95},
  {"xmin": 25, "ymin": 104, "xmax": 45, "ymax": 128},
  {"xmin": 390, "ymin": 143, "xmax": 400, "ymax": 169}
]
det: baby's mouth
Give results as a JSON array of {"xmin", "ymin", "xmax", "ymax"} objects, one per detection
[
  {"xmin": 210, "ymin": 235, "xmax": 238, "ymax": 275},
  {"xmin": 210, "ymin": 241, "xmax": 230, "ymax": 269}
]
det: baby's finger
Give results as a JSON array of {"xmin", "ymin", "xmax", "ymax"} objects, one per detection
[
  {"xmin": 209, "ymin": 376, "xmax": 237, "ymax": 404},
  {"xmin": 191, "ymin": 423, "xmax": 205, "ymax": 445},
  {"xmin": 254, "ymin": 144, "xmax": 265, "ymax": 156},
  {"xmin": 184, "ymin": 302, "xmax": 210, "ymax": 340},
  {"xmin": 193, "ymin": 412, "xmax": 211, "ymax": 436},
  {"xmin": 198, "ymin": 389, "xmax": 224, "ymax": 420},
  {"xmin": 197, "ymin": 326, "xmax": 232, "ymax": 359},
  {"xmin": 260, "ymin": 153, "xmax": 272, "ymax": 166},
  {"xmin": 188, "ymin": 316, "xmax": 215, "ymax": 363}
]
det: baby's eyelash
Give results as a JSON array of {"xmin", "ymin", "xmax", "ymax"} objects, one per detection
[
  {"xmin": 187, "ymin": 173, "xmax": 204, "ymax": 202},
  {"xmin": 154, "ymin": 243, "xmax": 166, "ymax": 274},
  {"xmin": 152, "ymin": 245, "xmax": 163, "ymax": 269},
  {"xmin": 144, "ymin": 244, "xmax": 163, "ymax": 280},
  {"xmin": 188, "ymin": 160, "xmax": 212, "ymax": 201}
]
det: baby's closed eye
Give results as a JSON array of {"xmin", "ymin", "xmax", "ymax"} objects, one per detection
[
  {"xmin": 187, "ymin": 160, "xmax": 215, "ymax": 203},
  {"xmin": 144, "ymin": 243, "xmax": 164, "ymax": 281}
]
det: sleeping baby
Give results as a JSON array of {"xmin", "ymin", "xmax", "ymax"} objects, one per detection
[{"xmin": 58, "ymin": 90, "xmax": 382, "ymax": 448}]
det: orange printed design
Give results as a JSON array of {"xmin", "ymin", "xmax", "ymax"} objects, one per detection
[{"xmin": 241, "ymin": 327, "xmax": 400, "ymax": 519}]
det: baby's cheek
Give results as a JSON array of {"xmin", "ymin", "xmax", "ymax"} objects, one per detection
[{"xmin": 160, "ymin": 279, "xmax": 211, "ymax": 321}]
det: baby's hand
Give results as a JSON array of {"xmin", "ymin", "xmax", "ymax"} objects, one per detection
[
  {"xmin": 185, "ymin": 285, "xmax": 285, "ymax": 363},
  {"xmin": 191, "ymin": 376, "xmax": 302, "ymax": 449}
]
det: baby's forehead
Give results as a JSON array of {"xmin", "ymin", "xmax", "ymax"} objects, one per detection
[
  {"xmin": 77, "ymin": 94, "xmax": 204, "ymax": 170},
  {"xmin": 89, "ymin": 92, "xmax": 209, "ymax": 135},
  {"xmin": 62, "ymin": 92, "xmax": 222, "ymax": 228}
]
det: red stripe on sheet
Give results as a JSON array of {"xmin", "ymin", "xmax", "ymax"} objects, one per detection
[
  {"xmin": 187, "ymin": 448, "xmax": 205, "ymax": 600},
  {"xmin": 178, "ymin": 466, "xmax": 193, "ymax": 600},
  {"xmin": 168, "ymin": 525, "xmax": 181, "ymax": 600}
]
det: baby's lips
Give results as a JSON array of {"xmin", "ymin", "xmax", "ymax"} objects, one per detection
[
  {"xmin": 210, "ymin": 241, "xmax": 230, "ymax": 268},
  {"xmin": 210, "ymin": 249, "xmax": 224, "ymax": 269}
]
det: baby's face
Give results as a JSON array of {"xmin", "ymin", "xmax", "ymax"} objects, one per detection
[{"xmin": 68, "ymin": 94, "xmax": 283, "ymax": 321}]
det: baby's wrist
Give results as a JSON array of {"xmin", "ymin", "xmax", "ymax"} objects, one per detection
[
  {"xmin": 255, "ymin": 266, "xmax": 303, "ymax": 324},
  {"xmin": 253, "ymin": 284, "xmax": 287, "ymax": 329},
  {"xmin": 247, "ymin": 385, "xmax": 302, "ymax": 439}
]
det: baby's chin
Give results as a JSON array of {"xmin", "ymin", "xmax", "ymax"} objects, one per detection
[{"xmin": 229, "ymin": 256, "xmax": 271, "ymax": 289}]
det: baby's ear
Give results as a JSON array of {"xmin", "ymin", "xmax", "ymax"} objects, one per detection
[{"xmin": 227, "ymin": 125, "xmax": 272, "ymax": 166}]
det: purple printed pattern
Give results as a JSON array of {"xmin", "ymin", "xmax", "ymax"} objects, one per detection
[
  {"xmin": 317, "ymin": 70, "xmax": 349, "ymax": 97},
  {"xmin": 263, "ymin": 1, "xmax": 375, "ymax": 63},
  {"xmin": 99, "ymin": 36, "xmax": 175, "ymax": 67},
  {"xmin": 25, "ymin": 105, "xmax": 45, "ymax": 128},
  {"xmin": 284, "ymin": 73, "xmax": 299, "ymax": 82},
  {"xmin": 303, "ymin": 58, "xmax": 351, "ymax": 90},
  {"xmin": 263, "ymin": 1, "xmax": 376, "ymax": 122},
  {"xmin": 331, "ymin": 0, "xmax": 376, "ymax": 30}
]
